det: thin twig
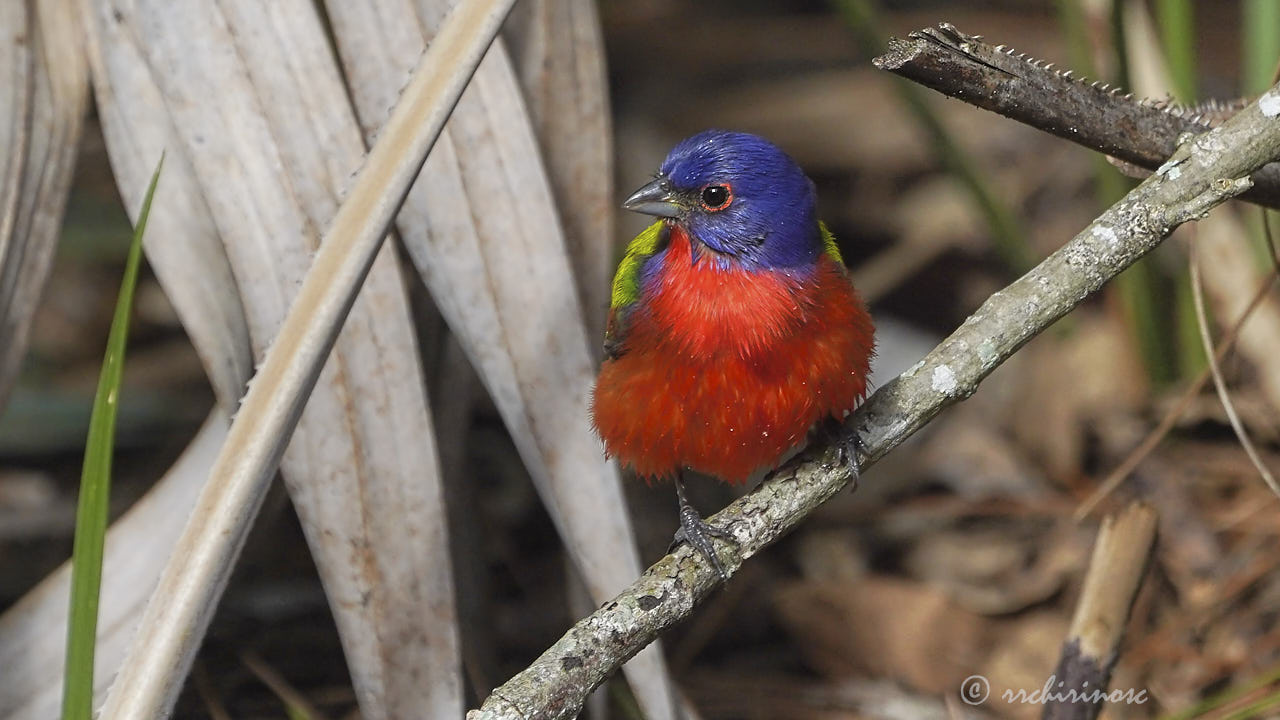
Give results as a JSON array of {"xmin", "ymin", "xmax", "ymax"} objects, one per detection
[
  {"xmin": 1075, "ymin": 208, "xmax": 1280, "ymax": 519},
  {"xmin": 1189, "ymin": 240, "xmax": 1280, "ymax": 497},
  {"xmin": 1073, "ymin": 267, "xmax": 1279, "ymax": 520},
  {"xmin": 468, "ymin": 31, "xmax": 1280, "ymax": 720},
  {"xmin": 191, "ymin": 664, "xmax": 233, "ymax": 720},
  {"xmin": 873, "ymin": 23, "xmax": 1280, "ymax": 209},
  {"xmin": 241, "ymin": 651, "xmax": 331, "ymax": 720}
]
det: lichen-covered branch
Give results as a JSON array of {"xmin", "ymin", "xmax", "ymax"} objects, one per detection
[
  {"xmin": 874, "ymin": 23, "xmax": 1280, "ymax": 210},
  {"xmin": 468, "ymin": 35, "xmax": 1280, "ymax": 720}
]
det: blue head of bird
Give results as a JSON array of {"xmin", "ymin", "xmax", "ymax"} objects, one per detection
[{"xmin": 623, "ymin": 130, "xmax": 821, "ymax": 271}]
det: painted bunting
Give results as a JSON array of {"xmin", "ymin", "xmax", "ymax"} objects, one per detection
[{"xmin": 591, "ymin": 130, "xmax": 875, "ymax": 578}]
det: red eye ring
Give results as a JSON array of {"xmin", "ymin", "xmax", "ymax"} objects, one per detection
[{"xmin": 699, "ymin": 183, "xmax": 733, "ymax": 211}]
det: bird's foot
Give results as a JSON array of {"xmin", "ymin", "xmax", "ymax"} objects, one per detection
[
  {"xmin": 669, "ymin": 477, "xmax": 737, "ymax": 581},
  {"xmin": 819, "ymin": 418, "xmax": 864, "ymax": 491}
]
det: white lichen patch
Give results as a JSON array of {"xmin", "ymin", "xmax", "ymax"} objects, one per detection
[
  {"xmin": 1261, "ymin": 89, "xmax": 1280, "ymax": 117},
  {"xmin": 1096, "ymin": 224, "xmax": 1120, "ymax": 248},
  {"xmin": 1156, "ymin": 158, "xmax": 1183, "ymax": 179},
  {"xmin": 1195, "ymin": 132, "xmax": 1228, "ymax": 162},
  {"xmin": 977, "ymin": 339, "xmax": 999, "ymax": 367},
  {"xmin": 931, "ymin": 364, "xmax": 958, "ymax": 394}
]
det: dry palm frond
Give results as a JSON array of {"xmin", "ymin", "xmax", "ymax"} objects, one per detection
[
  {"xmin": 0, "ymin": 0, "xmax": 90, "ymax": 410},
  {"xmin": 325, "ymin": 2, "xmax": 680, "ymax": 716}
]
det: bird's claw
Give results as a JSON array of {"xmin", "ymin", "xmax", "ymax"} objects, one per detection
[
  {"xmin": 670, "ymin": 509, "xmax": 736, "ymax": 581},
  {"xmin": 820, "ymin": 419, "xmax": 864, "ymax": 491},
  {"xmin": 671, "ymin": 477, "xmax": 737, "ymax": 581}
]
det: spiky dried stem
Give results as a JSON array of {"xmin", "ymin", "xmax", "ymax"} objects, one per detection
[
  {"xmin": 874, "ymin": 23, "xmax": 1280, "ymax": 209},
  {"xmin": 468, "ymin": 42, "xmax": 1280, "ymax": 720}
]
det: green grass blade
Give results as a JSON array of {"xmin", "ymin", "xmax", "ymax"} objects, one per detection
[
  {"xmin": 1150, "ymin": 0, "xmax": 1203, "ymax": 383},
  {"xmin": 60, "ymin": 155, "xmax": 163, "ymax": 720},
  {"xmin": 1155, "ymin": 0, "xmax": 1197, "ymax": 101},
  {"xmin": 1056, "ymin": 0, "xmax": 1095, "ymax": 79},
  {"xmin": 1243, "ymin": 0, "xmax": 1280, "ymax": 94},
  {"xmin": 1111, "ymin": 0, "xmax": 1132, "ymax": 91},
  {"xmin": 833, "ymin": 0, "xmax": 1036, "ymax": 274}
]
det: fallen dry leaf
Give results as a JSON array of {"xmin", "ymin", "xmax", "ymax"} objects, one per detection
[{"xmin": 774, "ymin": 576, "xmax": 992, "ymax": 695}]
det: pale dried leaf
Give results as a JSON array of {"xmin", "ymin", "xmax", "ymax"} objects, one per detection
[
  {"xmin": 979, "ymin": 612, "xmax": 1070, "ymax": 720},
  {"xmin": 0, "ymin": 3, "xmax": 32, "ymax": 409},
  {"xmin": 90, "ymin": 1, "xmax": 463, "ymax": 717},
  {"xmin": 0, "ymin": 410, "xmax": 229, "ymax": 720},
  {"xmin": 1194, "ymin": 211, "xmax": 1280, "ymax": 423},
  {"xmin": 774, "ymin": 577, "xmax": 991, "ymax": 695},
  {"xmin": 323, "ymin": 3, "xmax": 680, "ymax": 718},
  {"xmin": 905, "ymin": 525, "xmax": 1085, "ymax": 615},
  {"xmin": 505, "ymin": 0, "xmax": 614, "ymax": 339},
  {"xmin": 919, "ymin": 406, "xmax": 1049, "ymax": 500},
  {"xmin": 0, "ymin": 0, "xmax": 89, "ymax": 410},
  {"xmin": 0, "ymin": 4, "xmax": 250, "ymax": 713},
  {"xmin": 81, "ymin": 0, "xmax": 252, "ymax": 406},
  {"xmin": 1009, "ymin": 314, "xmax": 1147, "ymax": 479},
  {"xmin": 1121, "ymin": 0, "xmax": 1171, "ymax": 108}
]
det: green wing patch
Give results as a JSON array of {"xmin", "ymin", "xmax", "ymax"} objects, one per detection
[
  {"xmin": 604, "ymin": 221, "xmax": 667, "ymax": 360},
  {"xmin": 819, "ymin": 221, "xmax": 844, "ymax": 265},
  {"xmin": 610, "ymin": 221, "xmax": 667, "ymax": 309}
]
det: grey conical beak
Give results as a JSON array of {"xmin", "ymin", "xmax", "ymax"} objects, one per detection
[{"xmin": 622, "ymin": 177, "xmax": 681, "ymax": 218}]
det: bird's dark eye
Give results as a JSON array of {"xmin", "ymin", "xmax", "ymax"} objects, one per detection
[{"xmin": 700, "ymin": 184, "xmax": 732, "ymax": 211}]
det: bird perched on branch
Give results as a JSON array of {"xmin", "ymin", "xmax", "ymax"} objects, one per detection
[{"xmin": 591, "ymin": 130, "xmax": 876, "ymax": 578}]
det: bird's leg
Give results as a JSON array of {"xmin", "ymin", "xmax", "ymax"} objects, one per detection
[
  {"xmin": 669, "ymin": 472, "xmax": 736, "ymax": 580},
  {"xmin": 818, "ymin": 417, "xmax": 864, "ymax": 491}
]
